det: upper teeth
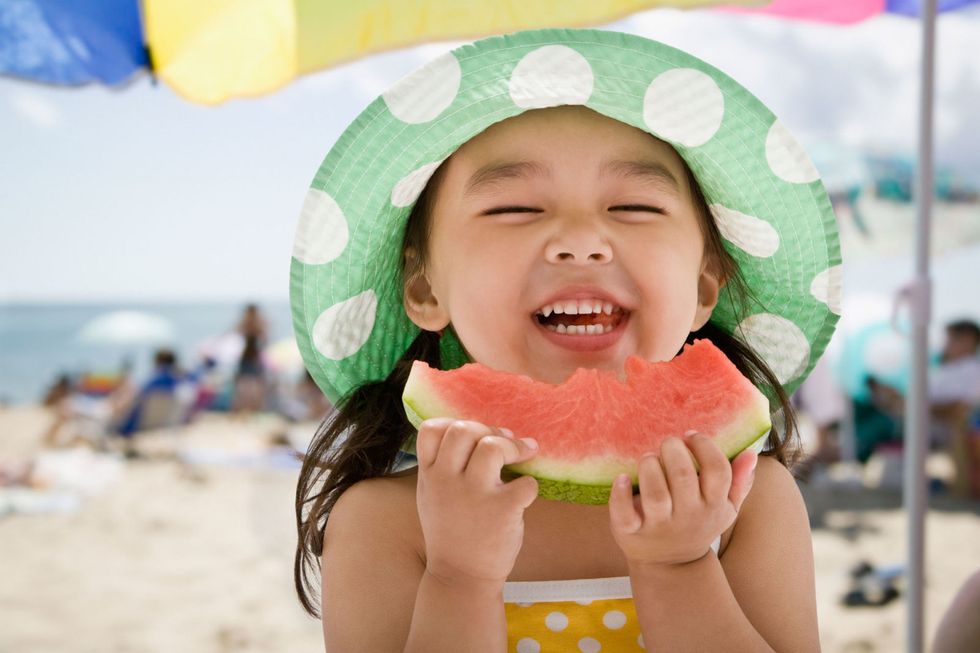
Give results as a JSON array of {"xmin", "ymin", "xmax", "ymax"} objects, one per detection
[{"xmin": 537, "ymin": 300, "xmax": 618, "ymax": 317}]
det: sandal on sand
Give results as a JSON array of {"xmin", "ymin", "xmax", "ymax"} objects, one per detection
[{"xmin": 843, "ymin": 561, "xmax": 903, "ymax": 607}]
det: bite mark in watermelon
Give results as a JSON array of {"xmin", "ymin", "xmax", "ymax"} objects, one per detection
[{"xmin": 402, "ymin": 339, "xmax": 771, "ymax": 504}]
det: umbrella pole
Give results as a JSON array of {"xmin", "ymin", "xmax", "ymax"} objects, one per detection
[{"xmin": 905, "ymin": 0, "xmax": 937, "ymax": 651}]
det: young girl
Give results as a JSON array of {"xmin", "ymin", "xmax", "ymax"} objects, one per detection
[{"xmin": 292, "ymin": 29, "xmax": 840, "ymax": 652}]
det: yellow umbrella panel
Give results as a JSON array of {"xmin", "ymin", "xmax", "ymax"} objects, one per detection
[{"xmin": 142, "ymin": 0, "xmax": 764, "ymax": 104}]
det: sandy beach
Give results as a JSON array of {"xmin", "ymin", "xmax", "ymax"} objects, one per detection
[{"xmin": 2, "ymin": 404, "xmax": 978, "ymax": 652}]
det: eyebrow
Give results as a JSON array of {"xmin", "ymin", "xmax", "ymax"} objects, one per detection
[{"xmin": 461, "ymin": 157, "xmax": 681, "ymax": 197}]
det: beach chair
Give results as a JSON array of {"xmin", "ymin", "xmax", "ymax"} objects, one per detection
[{"xmin": 131, "ymin": 390, "xmax": 184, "ymax": 432}]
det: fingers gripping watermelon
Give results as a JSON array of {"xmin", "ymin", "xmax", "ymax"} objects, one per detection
[{"xmin": 402, "ymin": 339, "xmax": 771, "ymax": 504}]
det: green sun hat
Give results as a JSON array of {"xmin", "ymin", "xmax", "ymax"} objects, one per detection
[{"xmin": 290, "ymin": 28, "xmax": 842, "ymax": 407}]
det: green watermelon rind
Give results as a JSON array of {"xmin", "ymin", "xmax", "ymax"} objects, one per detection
[
  {"xmin": 507, "ymin": 423, "xmax": 771, "ymax": 505},
  {"xmin": 401, "ymin": 358, "xmax": 772, "ymax": 505}
]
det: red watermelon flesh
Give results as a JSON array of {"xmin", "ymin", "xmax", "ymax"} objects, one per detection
[{"xmin": 402, "ymin": 339, "xmax": 771, "ymax": 504}]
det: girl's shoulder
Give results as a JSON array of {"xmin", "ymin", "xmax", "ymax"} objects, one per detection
[
  {"xmin": 320, "ymin": 469, "xmax": 426, "ymax": 648},
  {"xmin": 744, "ymin": 455, "xmax": 800, "ymax": 510},
  {"xmin": 720, "ymin": 455, "xmax": 805, "ymax": 551},
  {"xmin": 327, "ymin": 467, "xmax": 422, "ymax": 551},
  {"xmin": 720, "ymin": 456, "xmax": 800, "ymax": 555}
]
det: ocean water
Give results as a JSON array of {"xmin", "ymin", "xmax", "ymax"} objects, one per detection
[
  {"xmin": 0, "ymin": 302, "xmax": 293, "ymax": 406},
  {"xmin": 2, "ymin": 241, "xmax": 977, "ymax": 407}
]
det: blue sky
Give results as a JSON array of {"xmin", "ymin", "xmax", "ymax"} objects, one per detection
[{"xmin": 2, "ymin": 7, "xmax": 979, "ymax": 303}]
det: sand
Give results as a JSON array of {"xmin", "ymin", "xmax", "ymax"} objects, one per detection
[{"xmin": 1, "ymin": 404, "xmax": 978, "ymax": 652}]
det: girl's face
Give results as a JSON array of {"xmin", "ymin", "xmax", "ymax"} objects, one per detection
[{"xmin": 405, "ymin": 106, "xmax": 722, "ymax": 384}]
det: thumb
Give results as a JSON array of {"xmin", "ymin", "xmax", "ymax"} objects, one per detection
[
  {"xmin": 728, "ymin": 450, "xmax": 758, "ymax": 513},
  {"xmin": 503, "ymin": 474, "xmax": 540, "ymax": 509}
]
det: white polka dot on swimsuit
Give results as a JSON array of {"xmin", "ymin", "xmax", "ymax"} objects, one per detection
[{"xmin": 506, "ymin": 588, "xmax": 644, "ymax": 652}]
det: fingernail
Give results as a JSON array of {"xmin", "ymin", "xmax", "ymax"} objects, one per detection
[
  {"xmin": 500, "ymin": 428, "xmax": 514, "ymax": 437},
  {"xmin": 422, "ymin": 417, "xmax": 453, "ymax": 428},
  {"xmin": 520, "ymin": 437, "xmax": 538, "ymax": 450}
]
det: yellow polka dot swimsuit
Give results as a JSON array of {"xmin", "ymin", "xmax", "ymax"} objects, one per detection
[
  {"xmin": 504, "ymin": 577, "xmax": 644, "ymax": 652},
  {"xmin": 502, "ymin": 538, "xmax": 720, "ymax": 652}
]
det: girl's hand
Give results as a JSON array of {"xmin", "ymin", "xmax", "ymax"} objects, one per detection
[
  {"xmin": 608, "ymin": 433, "xmax": 758, "ymax": 568},
  {"xmin": 415, "ymin": 417, "xmax": 540, "ymax": 589}
]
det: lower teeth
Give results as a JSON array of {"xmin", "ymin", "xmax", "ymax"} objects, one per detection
[{"xmin": 545, "ymin": 323, "xmax": 614, "ymax": 335}]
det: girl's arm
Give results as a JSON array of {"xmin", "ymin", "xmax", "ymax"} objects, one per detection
[
  {"xmin": 627, "ymin": 456, "xmax": 820, "ymax": 652},
  {"xmin": 719, "ymin": 457, "xmax": 820, "ymax": 651},
  {"xmin": 321, "ymin": 418, "xmax": 539, "ymax": 653},
  {"xmin": 320, "ymin": 476, "xmax": 508, "ymax": 652}
]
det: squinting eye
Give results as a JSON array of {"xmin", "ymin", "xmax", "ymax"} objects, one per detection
[
  {"xmin": 609, "ymin": 204, "xmax": 666, "ymax": 215},
  {"xmin": 481, "ymin": 206, "xmax": 543, "ymax": 216}
]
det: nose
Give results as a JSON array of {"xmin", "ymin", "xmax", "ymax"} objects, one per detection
[{"xmin": 544, "ymin": 214, "xmax": 613, "ymax": 265}]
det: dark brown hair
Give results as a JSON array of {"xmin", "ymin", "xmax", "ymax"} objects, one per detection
[{"xmin": 293, "ymin": 148, "xmax": 802, "ymax": 619}]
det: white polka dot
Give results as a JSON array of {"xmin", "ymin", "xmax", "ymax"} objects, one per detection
[
  {"xmin": 509, "ymin": 45, "xmax": 594, "ymax": 109},
  {"xmin": 293, "ymin": 189, "xmax": 349, "ymax": 265},
  {"xmin": 578, "ymin": 637, "xmax": 602, "ymax": 653},
  {"xmin": 516, "ymin": 602, "xmax": 535, "ymax": 608},
  {"xmin": 638, "ymin": 634, "xmax": 645, "ymax": 649},
  {"xmin": 766, "ymin": 120, "xmax": 820, "ymax": 183},
  {"xmin": 602, "ymin": 610, "xmax": 627, "ymax": 629},
  {"xmin": 391, "ymin": 160, "xmax": 444, "ymax": 208},
  {"xmin": 810, "ymin": 265, "xmax": 843, "ymax": 315},
  {"xmin": 545, "ymin": 611, "xmax": 569, "ymax": 632},
  {"xmin": 710, "ymin": 204, "xmax": 780, "ymax": 258},
  {"xmin": 737, "ymin": 313, "xmax": 811, "ymax": 385},
  {"xmin": 312, "ymin": 290, "xmax": 377, "ymax": 360},
  {"xmin": 516, "ymin": 637, "xmax": 541, "ymax": 653},
  {"xmin": 643, "ymin": 68, "xmax": 724, "ymax": 147},
  {"xmin": 383, "ymin": 52, "xmax": 461, "ymax": 124},
  {"xmin": 574, "ymin": 599, "xmax": 593, "ymax": 606}
]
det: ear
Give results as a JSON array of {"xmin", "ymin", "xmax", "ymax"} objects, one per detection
[
  {"xmin": 691, "ymin": 261, "xmax": 724, "ymax": 332},
  {"xmin": 403, "ymin": 249, "xmax": 451, "ymax": 332}
]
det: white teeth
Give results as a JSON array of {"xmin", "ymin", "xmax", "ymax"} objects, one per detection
[
  {"xmin": 536, "ymin": 299, "xmax": 624, "ymax": 316},
  {"xmin": 544, "ymin": 323, "xmax": 616, "ymax": 335}
]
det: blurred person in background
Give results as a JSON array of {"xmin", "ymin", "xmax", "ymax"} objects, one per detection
[
  {"xmin": 866, "ymin": 319, "xmax": 980, "ymax": 494},
  {"xmin": 41, "ymin": 359, "xmax": 137, "ymax": 449},
  {"xmin": 40, "ymin": 374, "xmax": 75, "ymax": 447},
  {"xmin": 793, "ymin": 354, "xmax": 846, "ymax": 479},
  {"xmin": 230, "ymin": 303, "xmax": 270, "ymax": 415},
  {"xmin": 113, "ymin": 349, "xmax": 186, "ymax": 455},
  {"xmin": 182, "ymin": 356, "xmax": 221, "ymax": 420},
  {"xmin": 237, "ymin": 303, "xmax": 268, "ymax": 347},
  {"xmin": 933, "ymin": 568, "xmax": 980, "ymax": 652},
  {"xmin": 232, "ymin": 335, "xmax": 267, "ymax": 415},
  {"xmin": 278, "ymin": 369, "xmax": 333, "ymax": 422}
]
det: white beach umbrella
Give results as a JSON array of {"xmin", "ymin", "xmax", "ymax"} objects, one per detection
[{"xmin": 76, "ymin": 310, "xmax": 175, "ymax": 346}]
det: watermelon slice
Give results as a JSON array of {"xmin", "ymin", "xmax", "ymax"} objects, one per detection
[{"xmin": 402, "ymin": 339, "xmax": 771, "ymax": 504}]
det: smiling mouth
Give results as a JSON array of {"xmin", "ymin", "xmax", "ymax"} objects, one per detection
[{"xmin": 534, "ymin": 309, "xmax": 628, "ymax": 335}]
